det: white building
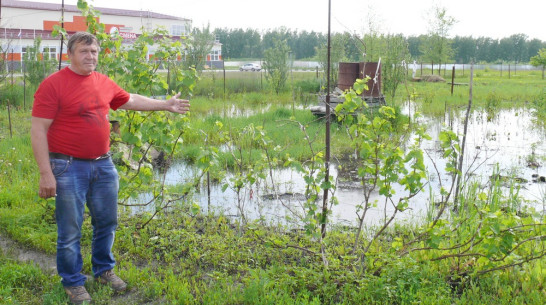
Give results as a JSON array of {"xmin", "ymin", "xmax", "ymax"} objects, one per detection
[{"xmin": 1, "ymin": 0, "xmax": 223, "ymax": 70}]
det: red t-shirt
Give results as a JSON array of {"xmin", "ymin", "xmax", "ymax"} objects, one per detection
[{"xmin": 32, "ymin": 67, "xmax": 130, "ymax": 159}]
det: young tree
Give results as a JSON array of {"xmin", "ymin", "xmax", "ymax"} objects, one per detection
[
  {"xmin": 420, "ymin": 3, "xmax": 456, "ymax": 73},
  {"xmin": 23, "ymin": 37, "xmax": 57, "ymax": 90},
  {"xmin": 530, "ymin": 48, "xmax": 546, "ymax": 79},
  {"xmin": 360, "ymin": 9, "xmax": 410, "ymax": 102},
  {"xmin": 0, "ymin": 35, "xmax": 15, "ymax": 86},
  {"xmin": 382, "ymin": 34, "xmax": 411, "ymax": 101},
  {"xmin": 185, "ymin": 24, "xmax": 215, "ymax": 73},
  {"xmin": 263, "ymin": 38, "xmax": 291, "ymax": 94}
]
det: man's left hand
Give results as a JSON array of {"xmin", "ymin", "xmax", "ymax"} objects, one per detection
[{"xmin": 166, "ymin": 92, "xmax": 190, "ymax": 114}]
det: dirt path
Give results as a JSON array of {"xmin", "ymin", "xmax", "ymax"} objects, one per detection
[
  {"xmin": 0, "ymin": 232, "xmax": 57, "ymax": 274},
  {"xmin": 0, "ymin": 232, "xmax": 151, "ymax": 304}
]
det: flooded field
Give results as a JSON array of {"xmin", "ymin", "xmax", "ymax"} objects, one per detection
[{"xmin": 132, "ymin": 107, "xmax": 545, "ymax": 226}]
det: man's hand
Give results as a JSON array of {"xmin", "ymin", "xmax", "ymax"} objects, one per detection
[
  {"xmin": 39, "ymin": 171, "xmax": 57, "ymax": 199},
  {"xmin": 165, "ymin": 92, "xmax": 190, "ymax": 114}
]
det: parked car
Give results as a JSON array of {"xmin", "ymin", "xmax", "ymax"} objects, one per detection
[{"xmin": 239, "ymin": 63, "xmax": 262, "ymax": 71}]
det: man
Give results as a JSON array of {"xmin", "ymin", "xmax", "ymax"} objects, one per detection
[{"xmin": 31, "ymin": 31, "xmax": 190, "ymax": 304}]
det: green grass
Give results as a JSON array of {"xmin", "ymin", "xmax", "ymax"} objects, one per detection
[
  {"xmin": 395, "ymin": 69, "xmax": 544, "ymax": 116},
  {"xmin": 0, "ymin": 253, "xmax": 65, "ymax": 304}
]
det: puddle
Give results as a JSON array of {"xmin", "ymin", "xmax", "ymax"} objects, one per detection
[{"xmin": 129, "ymin": 107, "xmax": 546, "ymax": 226}]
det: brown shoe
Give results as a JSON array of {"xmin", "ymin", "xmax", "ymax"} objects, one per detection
[
  {"xmin": 97, "ymin": 269, "xmax": 127, "ymax": 292},
  {"xmin": 64, "ymin": 285, "xmax": 92, "ymax": 304}
]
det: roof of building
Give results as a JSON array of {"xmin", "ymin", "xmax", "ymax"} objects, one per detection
[{"xmin": 3, "ymin": 0, "xmax": 190, "ymax": 22}]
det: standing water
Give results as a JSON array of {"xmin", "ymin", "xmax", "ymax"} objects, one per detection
[{"xmin": 133, "ymin": 107, "xmax": 545, "ymax": 226}]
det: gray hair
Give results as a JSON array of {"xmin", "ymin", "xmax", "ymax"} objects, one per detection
[{"xmin": 67, "ymin": 32, "xmax": 100, "ymax": 53}]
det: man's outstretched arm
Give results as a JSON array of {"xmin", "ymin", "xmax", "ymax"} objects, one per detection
[{"xmin": 119, "ymin": 92, "xmax": 190, "ymax": 114}]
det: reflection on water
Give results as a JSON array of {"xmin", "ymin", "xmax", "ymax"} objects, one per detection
[{"xmin": 131, "ymin": 108, "xmax": 546, "ymax": 226}]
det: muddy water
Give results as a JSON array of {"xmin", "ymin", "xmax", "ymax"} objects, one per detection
[{"xmin": 133, "ymin": 108, "xmax": 545, "ymax": 226}]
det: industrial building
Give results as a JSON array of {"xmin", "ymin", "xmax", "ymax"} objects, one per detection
[{"xmin": 0, "ymin": 0, "xmax": 223, "ymax": 70}]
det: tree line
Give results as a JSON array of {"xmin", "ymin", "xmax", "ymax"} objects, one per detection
[{"xmin": 214, "ymin": 28, "xmax": 546, "ymax": 64}]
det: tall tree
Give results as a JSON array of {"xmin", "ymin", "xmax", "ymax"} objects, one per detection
[
  {"xmin": 499, "ymin": 34, "xmax": 528, "ymax": 63},
  {"xmin": 475, "ymin": 37, "xmax": 499, "ymax": 63},
  {"xmin": 452, "ymin": 36, "xmax": 475, "ymax": 63},
  {"xmin": 527, "ymin": 38, "xmax": 545, "ymax": 62},
  {"xmin": 510, "ymin": 33, "xmax": 529, "ymax": 63},
  {"xmin": 294, "ymin": 31, "xmax": 324, "ymax": 60},
  {"xmin": 343, "ymin": 32, "xmax": 363, "ymax": 62},
  {"xmin": 262, "ymin": 28, "xmax": 293, "ymax": 52},
  {"xmin": 243, "ymin": 29, "xmax": 262, "ymax": 58},
  {"xmin": 406, "ymin": 35, "xmax": 424, "ymax": 60}
]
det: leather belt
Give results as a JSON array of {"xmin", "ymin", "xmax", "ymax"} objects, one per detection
[{"xmin": 49, "ymin": 152, "xmax": 111, "ymax": 161}]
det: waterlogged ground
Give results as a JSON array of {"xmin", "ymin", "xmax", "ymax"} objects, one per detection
[{"xmin": 132, "ymin": 107, "xmax": 546, "ymax": 227}]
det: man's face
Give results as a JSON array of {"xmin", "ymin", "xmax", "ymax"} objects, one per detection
[{"xmin": 67, "ymin": 41, "xmax": 99, "ymax": 75}]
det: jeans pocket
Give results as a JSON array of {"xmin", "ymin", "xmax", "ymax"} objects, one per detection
[{"xmin": 50, "ymin": 159, "xmax": 70, "ymax": 177}]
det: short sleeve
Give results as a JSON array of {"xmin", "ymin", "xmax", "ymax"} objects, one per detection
[{"xmin": 32, "ymin": 79, "xmax": 59, "ymax": 119}]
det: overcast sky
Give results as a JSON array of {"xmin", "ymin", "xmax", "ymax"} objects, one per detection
[{"xmin": 24, "ymin": 0, "xmax": 546, "ymax": 41}]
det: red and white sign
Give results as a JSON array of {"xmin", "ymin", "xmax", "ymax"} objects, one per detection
[{"xmin": 120, "ymin": 32, "xmax": 137, "ymax": 39}]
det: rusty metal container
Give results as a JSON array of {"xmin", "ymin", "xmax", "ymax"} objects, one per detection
[
  {"xmin": 337, "ymin": 62, "xmax": 382, "ymax": 97},
  {"xmin": 337, "ymin": 62, "xmax": 360, "ymax": 91},
  {"xmin": 359, "ymin": 62, "xmax": 382, "ymax": 97}
]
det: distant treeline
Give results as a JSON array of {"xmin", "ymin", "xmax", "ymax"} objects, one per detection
[{"xmin": 214, "ymin": 28, "xmax": 546, "ymax": 64}]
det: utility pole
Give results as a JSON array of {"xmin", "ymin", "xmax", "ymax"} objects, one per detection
[
  {"xmin": 58, "ymin": 0, "xmax": 65, "ymax": 70},
  {"xmin": 321, "ymin": 0, "xmax": 332, "ymax": 240}
]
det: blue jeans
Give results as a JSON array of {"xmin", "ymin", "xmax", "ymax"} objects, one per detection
[{"xmin": 51, "ymin": 156, "xmax": 119, "ymax": 287}]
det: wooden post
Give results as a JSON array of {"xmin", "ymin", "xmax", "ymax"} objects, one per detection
[
  {"xmin": 420, "ymin": 62, "xmax": 423, "ymax": 76},
  {"xmin": 207, "ymin": 171, "xmax": 211, "ymax": 209},
  {"xmin": 322, "ymin": 0, "xmax": 332, "ymax": 239},
  {"xmin": 223, "ymin": 59, "xmax": 226, "ymax": 100},
  {"xmin": 166, "ymin": 62, "xmax": 170, "ymax": 92},
  {"xmin": 431, "ymin": 61, "xmax": 434, "ymax": 75},
  {"xmin": 23, "ymin": 71, "xmax": 27, "ymax": 109},
  {"xmin": 451, "ymin": 66, "xmax": 455, "ymax": 96},
  {"xmin": 7, "ymin": 100, "xmax": 13, "ymax": 138}
]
